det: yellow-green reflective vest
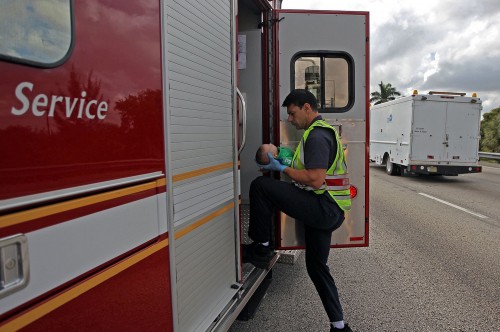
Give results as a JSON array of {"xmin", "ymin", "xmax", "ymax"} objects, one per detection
[{"xmin": 291, "ymin": 119, "xmax": 351, "ymax": 211}]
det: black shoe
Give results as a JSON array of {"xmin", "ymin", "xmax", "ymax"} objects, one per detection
[
  {"xmin": 242, "ymin": 242, "xmax": 257, "ymax": 262},
  {"xmin": 242, "ymin": 242, "xmax": 273, "ymax": 269},
  {"xmin": 330, "ymin": 323, "xmax": 353, "ymax": 332}
]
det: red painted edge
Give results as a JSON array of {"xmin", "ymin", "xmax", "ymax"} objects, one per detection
[
  {"xmin": 262, "ymin": 10, "xmax": 270, "ymax": 145},
  {"xmin": 364, "ymin": 12, "xmax": 370, "ymax": 247},
  {"xmin": 273, "ymin": 9, "xmax": 283, "ymax": 249}
]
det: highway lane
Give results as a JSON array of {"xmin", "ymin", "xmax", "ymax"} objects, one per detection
[
  {"xmin": 230, "ymin": 163, "xmax": 499, "ymax": 332},
  {"xmin": 373, "ymin": 163, "xmax": 500, "ymax": 223}
]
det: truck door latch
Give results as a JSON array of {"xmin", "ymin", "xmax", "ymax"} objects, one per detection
[{"xmin": 0, "ymin": 234, "xmax": 30, "ymax": 299}]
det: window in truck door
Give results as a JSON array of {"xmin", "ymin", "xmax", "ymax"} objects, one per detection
[
  {"xmin": 292, "ymin": 51, "xmax": 354, "ymax": 113},
  {"xmin": 0, "ymin": 0, "xmax": 73, "ymax": 67}
]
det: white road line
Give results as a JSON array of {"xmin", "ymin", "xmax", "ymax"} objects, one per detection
[
  {"xmin": 418, "ymin": 193, "xmax": 488, "ymax": 219},
  {"xmin": 481, "ymin": 165, "xmax": 500, "ymax": 170}
]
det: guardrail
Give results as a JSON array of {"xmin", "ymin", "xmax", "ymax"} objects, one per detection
[{"xmin": 479, "ymin": 152, "xmax": 500, "ymax": 160}]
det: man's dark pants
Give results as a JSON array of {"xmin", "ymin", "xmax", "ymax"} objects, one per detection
[{"xmin": 248, "ymin": 176, "xmax": 345, "ymax": 322}]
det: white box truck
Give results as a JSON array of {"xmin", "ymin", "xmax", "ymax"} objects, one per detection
[{"xmin": 370, "ymin": 91, "xmax": 483, "ymax": 176}]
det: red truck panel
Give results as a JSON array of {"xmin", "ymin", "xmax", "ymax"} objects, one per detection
[{"xmin": 0, "ymin": 1, "xmax": 164, "ymax": 202}]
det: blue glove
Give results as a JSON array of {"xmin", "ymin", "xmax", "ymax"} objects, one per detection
[{"xmin": 257, "ymin": 152, "xmax": 288, "ymax": 172}]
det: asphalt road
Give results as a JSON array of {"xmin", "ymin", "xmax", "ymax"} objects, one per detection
[{"xmin": 229, "ymin": 163, "xmax": 500, "ymax": 332}]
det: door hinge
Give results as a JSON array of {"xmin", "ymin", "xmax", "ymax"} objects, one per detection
[{"xmin": 258, "ymin": 17, "xmax": 284, "ymax": 28}]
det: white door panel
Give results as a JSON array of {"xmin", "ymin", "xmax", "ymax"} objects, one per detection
[{"xmin": 276, "ymin": 10, "xmax": 368, "ymax": 248}]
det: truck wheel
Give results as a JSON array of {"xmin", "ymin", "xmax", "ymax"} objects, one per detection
[{"xmin": 385, "ymin": 161, "xmax": 398, "ymax": 175}]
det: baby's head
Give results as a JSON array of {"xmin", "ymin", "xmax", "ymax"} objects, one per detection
[{"xmin": 255, "ymin": 143, "xmax": 278, "ymax": 165}]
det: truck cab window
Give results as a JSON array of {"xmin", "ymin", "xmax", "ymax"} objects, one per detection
[
  {"xmin": 0, "ymin": 0, "xmax": 72, "ymax": 67},
  {"xmin": 292, "ymin": 52, "xmax": 353, "ymax": 112}
]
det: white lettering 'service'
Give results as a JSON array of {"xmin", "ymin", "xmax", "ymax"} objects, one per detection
[{"xmin": 11, "ymin": 81, "xmax": 108, "ymax": 120}]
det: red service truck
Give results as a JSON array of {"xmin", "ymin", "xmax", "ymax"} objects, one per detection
[{"xmin": 0, "ymin": 1, "xmax": 369, "ymax": 331}]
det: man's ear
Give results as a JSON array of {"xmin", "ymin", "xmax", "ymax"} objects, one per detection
[{"xmin": 303, "ymin": 102, "xmax": 313, "ymax": 113}]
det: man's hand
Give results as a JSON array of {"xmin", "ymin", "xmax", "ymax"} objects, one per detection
[{"xmin": 257, "ymin": 152, "xmax": 288, "ymax": 173}]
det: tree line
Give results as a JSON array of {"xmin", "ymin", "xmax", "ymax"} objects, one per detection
[{"xmin": 371, "ymin": 82, "xmax": 500, "ymax": 153}]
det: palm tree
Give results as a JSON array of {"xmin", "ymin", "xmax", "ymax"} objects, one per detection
[{"xmin": 370, "ymin": 81, "xmax": 401, "ymax": 105}]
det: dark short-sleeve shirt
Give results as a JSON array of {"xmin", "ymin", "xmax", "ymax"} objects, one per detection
[
  {"xmin": 304, "ymin": 116, "xmax": 337, "ymax": 170},
  {"xmin": 303, "ymin": 116, "xmax": 341, "ymax": 210}
]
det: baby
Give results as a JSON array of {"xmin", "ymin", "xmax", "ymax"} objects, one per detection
[{"xmin": 255, "ymin": 143, "xmax": 294, "ymax": 166}]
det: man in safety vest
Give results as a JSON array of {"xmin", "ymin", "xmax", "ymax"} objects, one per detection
[{"xmin": 243, "ymin": 89, "xmax": 352, "ymax": 332}]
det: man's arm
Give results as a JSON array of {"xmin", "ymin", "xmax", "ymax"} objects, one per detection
[
  {"xmin": 283, "ymin": 167, "xmax": 326, "ymax": 189},
  {"xmin": 283, "ymin": 126, "xmax": 334, "ymax": 189}
]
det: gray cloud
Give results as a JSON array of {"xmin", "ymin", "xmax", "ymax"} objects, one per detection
[
  {"xmin": 422, "ymin": 58, "xmax": 500, "ymax": 92},
  {"xmin": 370, "ymin": 4, "xmax": 500, "ymax": 112},
  {"xmin": 436, "ymin": 0, "xmax": 500, "ymax": 21},
  {"xmin": 371, "ymin": 10, "xmax": 435, "ymax": 65}
]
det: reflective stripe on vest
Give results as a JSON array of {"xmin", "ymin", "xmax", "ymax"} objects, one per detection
[{"xmin": 291, "ymin": 119, "xmax": 352, "ymax": 211}]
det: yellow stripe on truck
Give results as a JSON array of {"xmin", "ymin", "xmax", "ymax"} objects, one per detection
[
  {"xmin": 0, "ymin": 180, "xmax": 165, "ymax": 228},
  {"xmin": 0, "ymin": 160, "xmax": 235, "ymax": 228},
  {"xmin": 175, "ymin": 202, "xmax": 235, "ymax": 239},
  {"xmin": 172, "ymin": 162, "xmax": 235, "ymax": 182}
]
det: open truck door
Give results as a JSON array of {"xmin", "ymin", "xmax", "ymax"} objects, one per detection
[{"xmin": 273, "ymin": 10, "xmax": 369, "ymax": 249}]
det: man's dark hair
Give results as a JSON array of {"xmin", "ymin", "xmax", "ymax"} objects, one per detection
[{"xmin": 282, "ymin": 89, "xmax": 318, "ymax": 111}]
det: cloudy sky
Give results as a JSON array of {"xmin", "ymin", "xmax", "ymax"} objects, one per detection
[
  {"xmin": 283, "ymin": 0, "xmax": 500, "ymax": 114},
  {"xmin": 0, "ymin": 0, "xmax": 71, "ymax": 64}
]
